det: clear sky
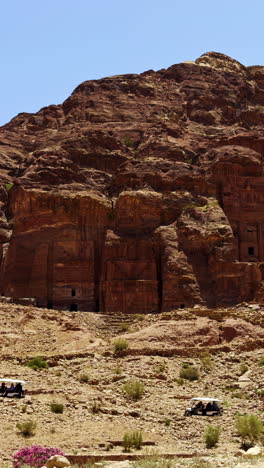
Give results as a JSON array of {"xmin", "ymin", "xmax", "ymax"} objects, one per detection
[{"xmin": 1, "ymin": 0, "xmax": 264, "ymax": 126}]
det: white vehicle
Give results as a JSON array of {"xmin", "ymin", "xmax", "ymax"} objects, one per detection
[
  {"xmin": 184, "ymin": 397, "xmax": 223, "ymax": 416},
  {"xmin": 0, "ymin": 378, "xmax": 26, "ymax": 398}
]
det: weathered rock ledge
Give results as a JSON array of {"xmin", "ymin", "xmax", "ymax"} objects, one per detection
[{"xmin": 1, "ymin": 51, "xmax": 264, "ymax": 312}]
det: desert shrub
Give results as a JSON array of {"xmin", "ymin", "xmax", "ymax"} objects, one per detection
[
  {"xmin": 131, "ymin": 314, "xmax": 145, "ymax": 321},
  {"xmin": 123, "ymin": 380, "xmax": 145, "ymax": 401},
  {"xmin": 123, "ymin": 430, "xmax": 143, "ymax": 451},
  {"xmin": 50, "ymin": 403, "xmax": 64, "ymax": 414},
  {"xmin": 79, "ymin": 373, "xmax": 89, "ymax": 383},
  {"xmin": 182, "ymin": 203, "xmax": 198, "ymax": 212},
  {"xmin": 239, "ymin": 363, "xmax": 248, "ymax": 375},
  {"xmin": 204, "ymin": 425, "xmax": 220, "ymax": 448},
  {"xmin": 113, "ymin": 338, "xmax": 128, "ymax": 355},
  {"xmin": 25, "ymin": 356, "xmax": 49, "ymax": 371},
  {"xmin": 233, "ymin": 391, "xmax": 246, "ymax": 399},
  {"xmin": 155, "ymin": 361, "xmax": 167, "ymax": 374},
  {"xmin": 91, "ymin": 400, "xmax": 101, "ymax": 414},
  {"xmin": 5, "ymin": 183, "xmax": 13, "ymax": 192},
  {"xmin": 235, "ymin": 414, "xmax": 263, "ymax": 449},
  {"xmin": 189, "ymin": 460, "xmax": 212, "ymax": 468},
  {"xmin": 179, "ymin": 365, "xmax": 199, "ymax": 381},
  {"xmin": 257, "ymin": 389, "xmax": 264, "ymax": 397},
  {"xmin": 258, "ymin": 356, "xmax": 264, "ymax": 366},
  {"xmin": 113, "ymin": 366, "xmax": 122, "ymax": 375},
  {"xmin": 200, "ymin": 351, "xmax": 213, "ymax": 372},
  {"xmin": 12, "ymin": 445, "xmax": 64, "ymax": 468},
  {"xmin": 16, "ymin": 420, "xmax": 37, "ymax": 437},
  {"xmin": 123, "ymin": 432, "xmax": 134, "ymax": 452},
  {"xmin": 122, "ymin": 136, "xmax": 137, "ymax": 148},
  {"xmin": 132, "ymin": 453, "xmax": 174, "ymax": 468},
  {"xmin": 164, "ymin": 418, "xmax": 171, "ymax": 427},
  {"xmin": 132, "ymin": 431, "xmax": 143, "ymax": 450},
  {"xmin": 222, "ymin": 399, "xmax": 231, "ymax": 407},
  {"xmin": 118, "ymin": 323, "xmax": 130, "ymax": 333},
  {"xmin": 181, "ymin": 361, "xmax": 193, "ymax": 368},
  {"xmin": 174, "ymin": 377, "xmax": 184, "ymax": 386},
  {"xmin": 225, "ymin": 385, "xmax": 237, "ymax": 392}
]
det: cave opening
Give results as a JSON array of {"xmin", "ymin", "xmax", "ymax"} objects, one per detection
[
  {"xmin": 47, "ymin": 302, "xmax": 53, "ymax": 309},
  {"xmin": 248, "ymin": 246, "xmax": 255, "ymax": 256},
  {"xmin": 180, "ymin": 304, "xmax": 185, "ymax": 309},
  {"xmin": 71, "ymin": 289, "xmax": 76, "ymax": 297},
  {"xmin": 70, "ymin": 304, "xmax": 78, "ymax": 311}
]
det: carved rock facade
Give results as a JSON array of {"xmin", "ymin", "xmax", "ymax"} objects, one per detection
[{"xmin": 0, "ymin": 52, "xmax": 264, "ymax": 312}]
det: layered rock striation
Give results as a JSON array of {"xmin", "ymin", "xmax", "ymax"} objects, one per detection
[{"xmin": 1, "ymin": 52, "xmax": 264, "ymax": 312}]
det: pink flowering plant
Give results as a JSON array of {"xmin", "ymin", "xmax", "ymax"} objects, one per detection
[{"xmin": 13, "ymin": 445, "xmax": 64, "ymax": 468}]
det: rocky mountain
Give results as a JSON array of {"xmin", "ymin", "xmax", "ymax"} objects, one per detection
[{"xmin": 1, "ymin": 51, "xmax": 264, "ymax": 313}]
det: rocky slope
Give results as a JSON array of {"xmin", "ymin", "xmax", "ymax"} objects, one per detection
[
  {"xmin": 1, "ymin": 52, "xmax": 264, "ymax": 312},
  {"xmin": 0, "ymin": 302, "xmax": 263, "ymax": 465}
]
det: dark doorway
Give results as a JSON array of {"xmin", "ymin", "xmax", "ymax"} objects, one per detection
[
  {"xmin": 47, "ymin": 302, "xmax": 53, "ymax": 309},
  {"xmin": 70, "ymin": 304, "xmax": 78, "ymax": 311},
  {"xmin": 248, "ymin": 247, "xmax": 255, "ymax": 256},
  {"xmin": 180, "ymin": 304, "xmax": 185, "ymax": 309},
  {"xmin": 71, "ymin": 289, "xmax": 76, "ymax": 297}
]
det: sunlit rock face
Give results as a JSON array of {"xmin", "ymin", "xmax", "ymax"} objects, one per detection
[{"xmin": 1, "ymin": 51, "xmax": 264, "ymax": 312}]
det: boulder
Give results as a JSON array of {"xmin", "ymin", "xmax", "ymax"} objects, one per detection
[
  {"xmin": 244, "ymin": 446, "xmax": 262, "ymax": 457},
  {"xmin": 46, "ymin": 455, "xmax": 71, "ymax": 468}
]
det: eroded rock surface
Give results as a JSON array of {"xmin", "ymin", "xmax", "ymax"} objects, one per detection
[{"xmin": 1, "ymin": 52, "xmax": 264, "ymax": 312}]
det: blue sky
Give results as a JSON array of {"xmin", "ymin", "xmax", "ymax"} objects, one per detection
[{"xmin": 1, "ymin": 0, "xmax": 263, "ymax": 126}]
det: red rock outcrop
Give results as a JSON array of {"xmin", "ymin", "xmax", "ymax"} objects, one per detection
[
  {"xmin": 113, "ymin": 314, "xmax": 264, "ymax": 354},
  {"xmin": 1, "ymin": 51, "xmax": 264, "ymax": 312}
]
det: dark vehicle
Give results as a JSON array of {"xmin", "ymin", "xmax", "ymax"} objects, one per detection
[{"xmin": 184, "ymin": 397, "xmax": 223, "ymax": 416}]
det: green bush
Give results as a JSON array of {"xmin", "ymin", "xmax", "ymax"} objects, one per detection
[
  {"xmin": 258, "ymin": 356, "xmax": 264, "ymax": 366},
  {"xmin": 204, "ymin": 425, "xmax": 220, "ymax": 448},
  {"xmin": 122, "ymin": 136, "xmax": 137, "ymax": 148},
  {"xmin": 123, "ymin": 430, "xmax": 143, "ymax": 451},
  {"xmin": 132, "ymin": 454, "xmax": 175, "ymax": 468},
  {"xmin": 16, "ymin": 420, "xmax": 37, "ymax": 437},
  {"xmin": 222, "ymin": 399, "xmax": 231, "ymax": 408},
  {"xmin": 91, "ymin": 400, "xmax": 101, "ymax": 414},
  {"xmin": 131, "ymin": 314, "xmax": 145, "ymax": 321},
  {"xmin": 113, "ymin": 366, "xmax": 122, "ymax": 375},
  {"xmin": 179, "ymin": 365, "xmax": 199, "ymax": 381},
  {"xmin": 50, "ymin": 403, "xmax": 64, "ymax": 414},
  {"xmin": 257, "ymin": 389, "xmax": 264, "ymax": 397},
  {"xmin": 225, "ymin": 385, "xmax": 237, "ymax": 392},
  {"xmin": 123, "ymin": 380, "xmax": 145, "ymax": 401},
  {"xmin": 123, "ymin": 432, "xmax": 133, "ymax": 452},
  {"xmin": 79, "ymin": 373, "xmax": 89, "ymax": 383},
  {"xmin": 118, "ymin": 323, "xmax": 130, "ymax": 333},
  {"xmin": 25, "ymin": 356, "xmax": 49, "ymax": 371},
  {"xmin": 174, "ymin": 377, "xmax": 184, "ymax": 386},
  {"xmin": 5, "ymin": 183, "xmax": 13, "ymax": 192},
  {"xmin": 239, "ymin": 363, "xmax": 248, "ymax": 375},
  {"xmin": 181, "ymin": 361, "xmax": 192, "ymax": 368},
  {"xmin": 233, "ymin": 391, "xmax": 246, "ymax": 399},
  {"xmin": 200, "ymin": 352, "xmax": 213, "ymax": 372},
  {"xmin": 235, "ymin": 414, "xmax": 263, "ymax": 449},
  {"xmin": 113, "ymin": 338, "xmax": 128, "ymax": 355},
  {"xmin": 154, "ymin": 361, "xmax": 167, "ymax": 374}
]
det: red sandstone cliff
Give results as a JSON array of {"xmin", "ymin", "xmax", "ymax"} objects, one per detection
[{"xmin": 0, "ymin": 51, "xmax": 264, "ymax": 312}]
